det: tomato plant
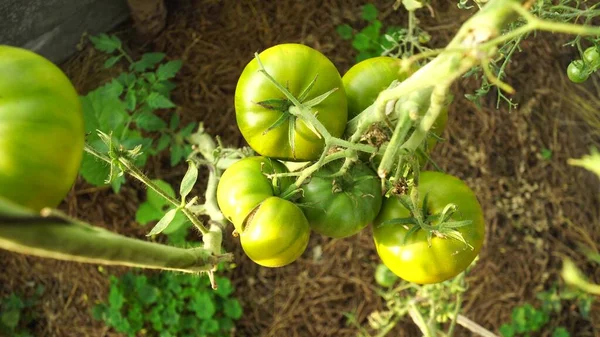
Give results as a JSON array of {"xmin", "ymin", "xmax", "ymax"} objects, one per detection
[
  {"xmin": 239, "ymin": 196, "xmax": 311, "ymax": 267},
  {"xmin": 299, "ymin": 160, "xmax": 382, "ymax": 238},
  {"xmin": 567, "ymin": 60, "xmax": 589, "ymax": 83},
  {"xmin": 216, "ymin": 156, "xmax": 292, "ymax": 231},
  {"xmin": 342, "ymin": 56, "xmax": 413, "ymax": 119},
  {"xmin": 235, "ymin": 43, "xmax": 347, "ymax": 161},
  {"xmin": 373, "ymin": 171, "xmax": 485, "ymax": 284},
  {"xmin": 0, "ymin": 46, "xmax": 84, "ymax": 211}
]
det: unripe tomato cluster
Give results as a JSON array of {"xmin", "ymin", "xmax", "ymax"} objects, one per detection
[
  {"xmin": 219, "ymin": 44, "xmax": 485, "ymax": 284},
  {"xmin": 567, "ymin": 46, "xmax": 600, "ymax": 83}
]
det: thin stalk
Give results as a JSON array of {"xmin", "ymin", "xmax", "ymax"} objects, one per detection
[
  {"xmin": 84, "ymin": 144, "xmax": 209, "ymax": 234},
  {"xmin": 0, "ymin": 213, "xmax": 231, "ymax": 273}
]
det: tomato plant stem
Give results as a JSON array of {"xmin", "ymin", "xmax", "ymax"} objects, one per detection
[
  {"xmin": 84, "ymin": 143, "xmax": 210, "ymax": 234},
  {"xmin": 0, "ymin": 202, "xmax": 232, "ymax": 273},
  {"xmin": 400, "ymin": 83, "xmax": 450, "ymax": 154}
]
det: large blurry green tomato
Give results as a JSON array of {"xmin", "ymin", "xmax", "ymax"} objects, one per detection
[
  {"xmin": 235, "ymin": 44, "xmax": 348, "ymax": 161},
  {"xmin": 373, "ymin": 171, "xmax": 485, "ymax": 284},
  {"xmin": 342, "ymin": 56, "xmax": 412, "ymax": 119},
  {"xmin": 240, "ymin": 197, "xmax": 311, "ymax": 267},
  {"xmin": 299, "ymin": 161, "xmax": 382, "ymax": 238},
  {"xmin": 0, "ymin": 46, "xmax": 84, "ymax": 211},
  {"xmin": 216, "ymin": 156, "xmax": 292, "ymax": 231}
]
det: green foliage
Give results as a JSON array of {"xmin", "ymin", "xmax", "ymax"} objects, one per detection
[
  {"xmin": 81, "ymin": 34, "xmax": 195, "ymax": 192},
  {"xmin": 336, "ymin": 4, "xmax": 404, "ymax": 62},
  {"xmin": 499, "ymin": 285, "xmax": 595, "ymax": 337},
  {"xmin": 461, "ymin": 1, "xmax": 600, "ymax": 110},
  {"xmin": 540, "ymin": 148, "xmax": 553, "ymax": 160},
  {"xmin": 0, "ymin": 285, "xmax": 44, "ymax": 337},
  {"xmin": 135, "ymin": 179, "xmax": 193, "ymax": 243},
  {"xmin": 93, "ymin": 271, "xmax": 242, "ymax": 337}
]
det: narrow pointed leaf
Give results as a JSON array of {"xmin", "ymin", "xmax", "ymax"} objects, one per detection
[
  {"xmin": 297, "ymin": 74, "xmax": 319, "ymax": 102},
  {"xmin": 422, "ymin": 192, "xmax": 429, "ymax": 218},
  {"xmin": 262, "ymin": 113, "xmax": 289, "ymax": 135},
  {"xmin": 302, "ymin": 87, "xmax": 338, "ymax": 108},
  {"xmin": 397, "ymin": 196, "xmax": 413, "ymax": 213},
  {"xmin": 402, "ymin": 224, "xmax": 421, "ymax": 245},
  {"xmin": 180, "ymin": 161, "xmax": 198, "ymax": 200},
  {"xmin": 289, "ymin": 116, "xmax": 296, "ymax": 159},
  {"xmin": 442, "ymin": 220, "xmax": 473, "ymax": 229},
  {"xmin": 444, "ymin": 230, "xmax": 474, "ymax": 249},
  {"xmin": 378, "ymin": 217, "xmax": 418, "ymax": 228},
  {"xmin": 147, "ymin": 208, "xmax": 177, "ymax": 236},
  {"xmin": 255, "ymin": 98, "xmax": 289, "ymax": 111},
  {"xmin": 298, "ymin": 114, "xmax": 322, "ymax": 139}
]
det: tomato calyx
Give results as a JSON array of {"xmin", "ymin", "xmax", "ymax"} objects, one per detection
[
  {"xmin": 252, "ymin": 71, "xmax": 340, "ymax": 159},
  {"xmin": 377, "ymin": 193, "xmax": 474, "ymax": 249}
]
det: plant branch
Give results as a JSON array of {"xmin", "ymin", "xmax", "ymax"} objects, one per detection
[{"xmin": 0, "ymin": 203, "xmax": 232, "ymax": 273}]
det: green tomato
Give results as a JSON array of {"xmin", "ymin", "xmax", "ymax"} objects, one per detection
[
  {"xmin": 373, "ymin": 171, "xmax": 485, "ymax": 284},
  {"xmin": 374, "ymin": 263, "xmax": 399, "ymax": 287},
  {"xmin": 299, "ymin": 161, "xmax": 382, "ymax": 238},
  {"xmin": 583, "ymin": 46, "xmax": 600, "ymax": 68},
  {"xmin": 216, "ymin": 156, "xmax": 292, "ymax": 231},
  {"xmin": 0, "ymin": 46, "xmax": 84, "ymax": 211},
  {"xmin": 567, "ymin": 60, "xmax": 589, "ymax": 83},
  {"xmin": 240, "ymin": 197, "xmax": 311, "ymax": 267},
  {"xmin": 342, "ymin": 56, "xmax": 413, "ymax": 119},
  {"xmin": 235, "ymin": 44, "xmax": 347, "ymax": 161}
]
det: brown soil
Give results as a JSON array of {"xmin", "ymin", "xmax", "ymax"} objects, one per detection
[{"xmin": 2, "ymin": 0, "xmax": 600, "ymax": 336}]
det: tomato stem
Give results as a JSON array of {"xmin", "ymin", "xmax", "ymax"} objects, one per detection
[{"xmin": 0, "ymin": 201, "xmax": 232, "ymax": 273}]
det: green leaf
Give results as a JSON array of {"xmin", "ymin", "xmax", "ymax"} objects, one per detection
[
  {"xmin": 169, "ymin": 113, "xmax": 180, "ymax": 130},
  {"xmin": 108, "ymin": 286, "xmax": 125, "ymax": 310},
  {"xmin": 135, "ymin": 202, "xmax": 164, "ymax": 225},
  {"xmin": 356, "ymin": 50, "xmax": 376, "ymax": 62},
  {"xmin": 577, "ymin": 295, "xmax": 592, "ymax": 319},
  {"xmin": 135, "ymin": 110, "xmax": 168, "ymax": 131},
  {"xmin": 170, "ymin": 144, "xmax": 185, "ymax": 167},
  {"xmin": 180, "ymin": 161, "xmax": 198, "ymax": 200},
  {"xmin": 157, "ymin": 134, "xmax": 171, "ymax": 152},
  {"xmin": 137, "ymin": 284, "xmax": 159, "ymax": 306},
  {"xmin": 104, "ymin": 55, "xmax": 122, "ymax": 68},
  {"xmin": 302, "ymin": 87, "xmax": 338, "ymax": 108},
  {"xmin": 91, "ymin": 303, "xmax": 108, "ymax": 321},
  {"xmin": 361, "ymin": 20, "xmax": 382, "ymax": 41},
  {"xmin": 147, "ymin": 92, "xmax": 176, "ymax": 109},
  {"xmin": 89, "ymin": 34, "xmax": 122, "ymax": 53},
  {"xmin": 1, "ymin": 309, "xmax": 20, "ymax": 329},
  {"xmin": 215, "ymin": 277, "xmax": 233, "ymax": 298},
  {"xmin": 218, "ymin": 317, "xmax": 235, "ymax": 331},
  {"xmin": 552, "ymin": 327, "xmax": 570, "ymax": 337},
  {"xmin": 125, "ymin": 90, "xmax": 137, "ymax": 111},
  {"xmin": 402, "ymin": 0, "xmax": 424, "ymax": 11},
  {"xmin": 223, "ymin": 298, "xmax": 243, "ymax": 319},
  {"xmin": 147, "ymin": 208, "xmax": 178, "ymax": 236},
  {"xmin": 82, "ymin": 82, "xmax": 128, "ymax": 134},
  {"xmin": 179, "ymin": 122, "xmax": 196, "ymax": 137},
  {"xmin": 336, "ymin": 24, "xmax": 353, "ymax": 40},
  {"xmin": 200, "ymin": 319, "xmax": 220, "ymax": 334},
  {"xmin": 127, "ymin": 303, "xmax": 144, "ymax": 332},
  {"xmin": 131, "ymin": 52, "xmax": 166, "ymax": 72},
  {"xmin": 157, "ymin": 60, "xmax": 183, "ymax": 80},
  {"xmin": 361, "ymin": 3, "xmax": 378, "ymax": 21},
  {"xmin": 147, "ymin": 180, "xmax": 176, "ymax": 209},
  {"xmin": 79, "ymin": 152, "xmax": 111, "ymax": 187},
  {"xmin": 499, "ymin": 324, "xmax": 515, "ymax": 337},
  {"xmin": 352, "ymin": 33, "xmax": 372, "ymax": 52},
  {"xmin": 190, "ymin": 292, "xmax": 216, "ymax": 320}
]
